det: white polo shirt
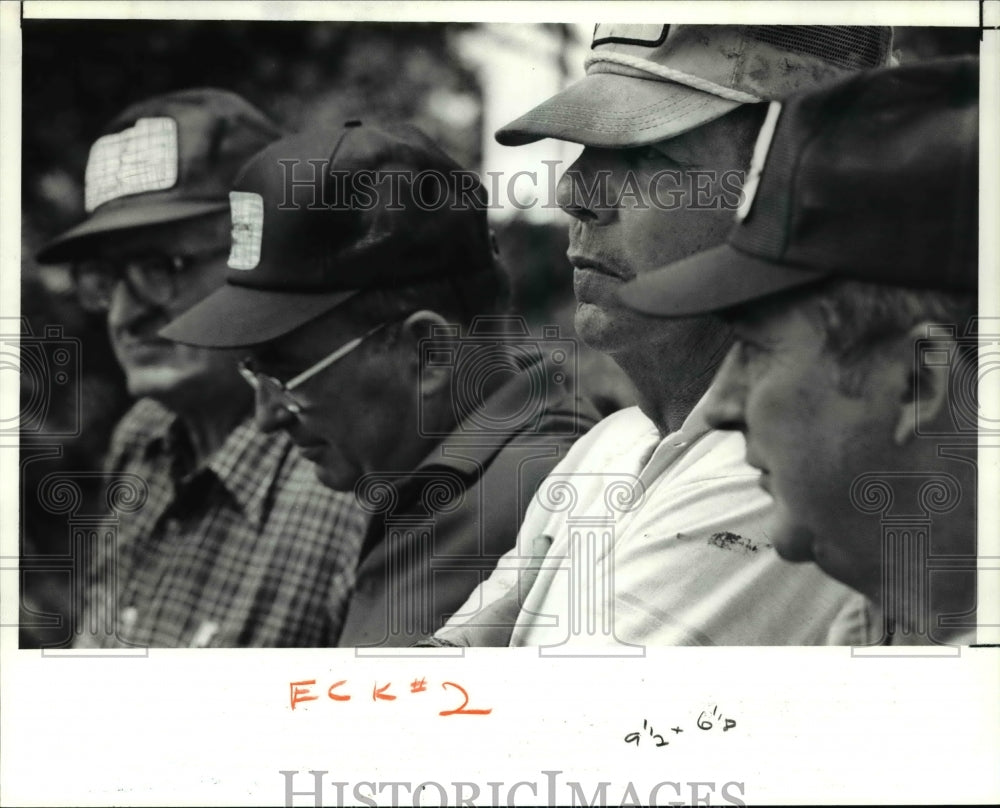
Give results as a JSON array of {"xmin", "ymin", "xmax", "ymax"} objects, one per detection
[{"xmin": 446, "ymin": 394, "xmax": 868, "ymax": 647}]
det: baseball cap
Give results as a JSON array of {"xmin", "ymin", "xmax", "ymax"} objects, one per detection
[
  {"xmin": 617, "ymin": 56, "xmax": 979, "ymax": 318},
  {"xmin": 36, "ymin": 88, "xmax": 284, "ymax": 264},
  {"xmin": 160, "ymin": 120, "xmax": 494, "ymax": 348},
  {"xmin": 496, "ymin": 24, "xmax": 894, "ymax": 148}
]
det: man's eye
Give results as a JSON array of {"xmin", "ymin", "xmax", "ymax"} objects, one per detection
[
  {"xmin": 622, "ymin": 146, "xmax": 662, "ymax": 168},
  {"xmin": 252, "ymin": 356, "xmax": 295, "ymax": 379},
  {"xmin": 630, "ymin": 145, "xmax": 689, "ymax": 169},
  {"xmin": 735, "ymin": 336, "xmax": 765, "ymax": 363}
]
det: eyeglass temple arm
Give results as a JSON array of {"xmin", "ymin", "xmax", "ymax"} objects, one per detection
[
  {"xmin": 285, "ymin": 336, "xmax": 364, "ymax": 390},
  {"xmin": 284, "ymin": 322, "xmax": 388, "ymax": 390}
]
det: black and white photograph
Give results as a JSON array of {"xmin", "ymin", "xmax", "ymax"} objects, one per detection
[{"xmin": 2, "ymin": 2, "xmax": 998, "ymax": 806}]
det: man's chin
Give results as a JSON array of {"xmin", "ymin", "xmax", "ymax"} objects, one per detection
[
  {"xmin": 574, "ymin": 302, "xmax": 624, "ymax": 352},
  {"xmin": 312, "ymin": 462, "xmax": 357, "ymax": 493},
  {"xmin": 765, "ymin": 507, "xmax": 818, "ymax": 563},
  {"xmin": 124, "ymin": 367, "xmax": 192, "ymax": 403}
]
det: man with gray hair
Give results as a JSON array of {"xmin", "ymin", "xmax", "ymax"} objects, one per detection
[
  {"xmin": 431, "ymin": 25, "xmax": 896, "ymax": 646},
  {"xmin": 619, "ymin": 56, "xmax": 979, "ymax": 645},
  {"xmin": 161, "ymin": 120, "xmax": 598, "ymax": 646},
  {"xmin": 36, "ymin": 89, "xmax": 368, "ymax": 647}
]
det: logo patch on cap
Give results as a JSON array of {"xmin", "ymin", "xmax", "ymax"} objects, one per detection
[
  {"xmin": 84, "ymin": 117, "xmax": 179, "ymax": 212},
  {"xmin": 228, "ymin": 191, "xmax": 264, "ymax": 270}
]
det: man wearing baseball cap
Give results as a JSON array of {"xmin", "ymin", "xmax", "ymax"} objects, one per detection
[
  {"xmin": 619, "ymin": 57, "xmax": 979, "ymax": 645},
  {"xmin": 161, "ymin": 120, "xmax": 597, "ymax": 647},
  {"xmin": 36, "ymin": 89, "xmax": 368, "ymax": 647},
  {"xmin": 431, "ymin": 25, "xmax": 896, "ymax": 647}
]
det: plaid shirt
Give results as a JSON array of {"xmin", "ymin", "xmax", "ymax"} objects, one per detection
[{"xmin": 74, "ymin": 399, "xmax": 367, "ymax": 648}]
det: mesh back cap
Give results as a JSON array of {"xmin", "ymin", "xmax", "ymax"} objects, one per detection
[
  {"xmin": 37, "ymin": 88, "xmax": 284, "ymax": 264},
  {"xmin": 496, "ymin": 24, "xmax": 894, "ymax": 148}
]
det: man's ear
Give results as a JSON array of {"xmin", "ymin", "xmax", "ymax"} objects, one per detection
[
  {"xmin": 893, "ymin": 322, "xmax": 953, "ymax": 445},
  {"xmin": 399, "ymin": 310, "xmax": 452, "ymax": 398}
]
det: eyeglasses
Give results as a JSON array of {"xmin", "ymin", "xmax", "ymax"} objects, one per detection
[
  {"xmin": 238, "ymin": 322, "xmax": 391, "ymax": 415},
  {"xmin": 72, "ymin": 246, "xmax": 231, "ymax": 313}
]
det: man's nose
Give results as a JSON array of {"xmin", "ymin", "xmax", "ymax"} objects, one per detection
[
  {"xmin": 253, "ymin": 384, "xmax": 298, "ymax": 434},
  {"xmin": 704, "ymin": 347, "xmax": 749, "ymax": 432},
  {"xmin": 555, "ymin": 148, "xmax": 618, "ymax": 226},
  {"xmin": 106, "ymin": 277, "xmax": 159, "ymax": 333}
]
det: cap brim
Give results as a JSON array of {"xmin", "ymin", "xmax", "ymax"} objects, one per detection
[
  {"xmin": 496, "ymin": 73, "xmax": 744, "ymax": 148},
  {"xmin": 618, "ymin": 244, "xmax": 830, "ymax": 318},
  {"xmin": 35, "ymin": 199, "xmax": 230, "ymax": 264},
  {"xmin": 160, "ymin": 283, "xmax": 358, "ymax": 348}
]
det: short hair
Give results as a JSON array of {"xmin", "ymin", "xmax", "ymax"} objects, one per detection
[
  {"xmin": 737, "ymin": 278, "xmax": 977, "ymax": 396},
  {"xmin": 337, "ymin": 251, "xmax": 512, "ymax": 339}
]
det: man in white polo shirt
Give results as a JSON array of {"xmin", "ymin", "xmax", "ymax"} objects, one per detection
[{"xmin": 429, "ymin": 25, "xmax": 896, "ymax": 647}]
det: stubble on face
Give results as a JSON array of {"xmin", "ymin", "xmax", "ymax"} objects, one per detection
[{"xmin": 562, "ymin": 110, "xmax": 760, "ymax": 356}]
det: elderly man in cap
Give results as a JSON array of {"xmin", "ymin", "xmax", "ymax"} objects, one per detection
[
  {"xmin": 430, "ymin": 25, "xmax": 898, "ymax": 647},
  {"xmin": 161, "ymin": 120, "xmax": 596, "ymax": 647},
  {"xmin": 620, "ymin": 57, "xmax": 980, "ymax": 645},
  {"xmin": 36, "ymin": 89, "xmax": 368, "ymax": 648}
]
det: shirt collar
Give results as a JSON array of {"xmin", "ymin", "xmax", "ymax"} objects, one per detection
[
  {"xmin": 672, "ymin": 386, "xmax": 716, "ymax": 444},
  {"xmin": 411, "ymin": 354, "xmax": 556, "ymax": 476},
  {"xmin": 631, "ymin": 388, "xmax": 718, "ymax": 490},
  {"xmin": 130, "ymin": 400, "xmax": 285, "ymax": 527},
  {"xmin": 137, "ymin": 400, "xmax": 183, "ymax": 459},
  {"xmin": 204, "ymin": 418, "xmax": 291, "ymax": 528}
]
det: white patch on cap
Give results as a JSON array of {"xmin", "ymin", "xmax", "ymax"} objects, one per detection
[
  {"xmin": 84, "ymin": 117, "xmax": 179, "ymax": 212},
  {"xmin": 736, "ymin": 101, "xmax": 783, "ymax": 222},
  {"xmin": 228, "ymin": 191, "xmax": 264, "ymax": 270}
]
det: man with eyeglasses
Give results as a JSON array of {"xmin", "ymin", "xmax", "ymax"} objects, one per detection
[
  {"xmin": 161, "ymin": 120, "xmax": 597, "ymax": 647},
  {"xmin": 35, "ymin": 89, "xmax": 368, "ymax": 648}
]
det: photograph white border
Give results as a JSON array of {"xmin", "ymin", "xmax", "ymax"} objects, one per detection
[{"xmin": 3, "ymin": 2, "xmax": 998, "ymax": 806}]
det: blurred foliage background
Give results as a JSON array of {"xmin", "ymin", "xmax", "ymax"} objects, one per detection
[{"xmin": 17, "ymin": 20, "xmax": 980, "ymax": 647}]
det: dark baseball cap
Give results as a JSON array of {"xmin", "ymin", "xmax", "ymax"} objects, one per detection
[
  {"xmin": 160, "ymin": 120, "xmax": 494, "ymax": 348},
  {"xmin": 618, "ymin": 56, "xmax": 979, "ymax": 318},
  {"xmin": 36, "ymin": 88, "xmax": 284, "ymax": 264},
  {"xmin": 496, "ymin": 24, "xmax": 894, "ymax": 148}
]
